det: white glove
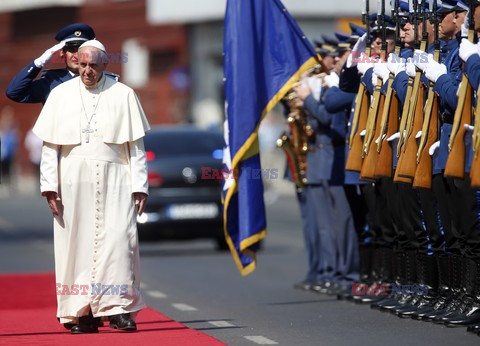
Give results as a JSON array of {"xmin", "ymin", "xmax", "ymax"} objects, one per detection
[
  {"xmin": 387, "ymin": 132, "xmax": 400, "ymax": 142},
  {"xmin": 413, "ymin": 50, "xmax": 430, "ymax": 71},
  {"xmin": 347, "ymin": 33, "xmax": 368, "ymax": 68},
  {"xmin": 461, "ymin": 14, "xmax": 469, "ymax": 38},
  {"xmin": 353, "ymin": 33, "xmax": 368, "ymax": 55},
  {"xmin": 424, "ymin": 58, "xmax": 447, "ymax": 83},
  {"xmin": 324, "ymin": 72, "xmax": 340, "ymax": 88},
  {"xmin": 406, "ymin": 61, "xmax": 417, "ymax": 78},
  {"xmin": 429, "ymin": 141, "xmax": 440, "ymax": 156},
  {"xmin": 358, "ymin": 60, "xmax": 374, "ymax": 75},
  {"xmin": 416, "ymin": 131, "xmax": 422, "ymax": 139},
  {"xmin": 373, "ymin": 61, "xmax": 390, "ymax": 84},
  {"xmin": 371, "ymin": 72, "xmax": 378, "ymax": 86},
  {"xmin": 387, "ymin": 53, "xmax": 406, "ymax": 76},
  {"xmin": 465, "ymin": 124, "xmax": 475, "ymax": 132},
  {"xmin": 34, "ymin": 41, "xmax": 66, "ymax": 68},
  {"xmin": 459, "ymin": 38, "xmax": 479, "ymax": 62}
]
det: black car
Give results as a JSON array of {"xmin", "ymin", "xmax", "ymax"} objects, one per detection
[{"xmin": 137, "ymin": 125, "xmax": 228, "ymax": 249}]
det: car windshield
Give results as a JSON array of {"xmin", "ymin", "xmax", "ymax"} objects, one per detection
[{"xmin": 144, "ymin": 130, "xmax": 224, "ymax": 157}]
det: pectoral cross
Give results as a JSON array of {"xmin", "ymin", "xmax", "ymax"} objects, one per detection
[{"xmin": 82, "ymin": 123, "xmax": 95, "ymax": 143}]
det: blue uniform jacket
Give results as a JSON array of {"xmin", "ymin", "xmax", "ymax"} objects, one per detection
[
  {"xmin": 303, "ymin": 89, "xmax": 348, "ymax": 185},
  {"xmin": 433, "ymin": 37, "xmax": 462, "ymax": 173},
  {"xmin": 6, "ymin": 62, "xmax": 74, "ymax": 104}
]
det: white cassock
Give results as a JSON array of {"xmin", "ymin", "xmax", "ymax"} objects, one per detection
[{"xmin": 33, "ymin": 74, "xmax": 150, "ymax": 324}]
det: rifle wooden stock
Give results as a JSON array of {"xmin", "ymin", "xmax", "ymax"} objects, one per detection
[
  {"xmin": 445, "ymin": 29, "xmax": 475, "ymax": 179},
  {"xmin": 346, "ymin": 83, "xmax": 369, "ymax": 172},
  {"xmin": 398, "ymin": 83, "xmax": 425, "ymax": 179},
  {"xmin": 414, "ymin": 48, "xmax": 441, "ymax": 189},
  {"xmin": 470, "ymin": 88, "xmax": 480, "ymax": 187},
  {"xmin": 470, "ymin": 153, "xmax": 480, "ymax": 187},
  {"xmin": 413, "ymin": 93, "xmax": 438, "ymax": 189},
  {"xmin": 360, "ymin": 92, "xmax": 385, "ymax": 181},
  {"xmin": 393, "ymin": 153, "xmax": 413, "ymax": 184},
  {"xmin": 396, "ymin": 78, "xmax": 414, "ymax": 156},
  {"xmin": 444, "ymin": 80, "xmax": 472, "ymax": 179},
  {"xmin": 375, "ymin": 88, "xmax": 399, "ymax": 178}
]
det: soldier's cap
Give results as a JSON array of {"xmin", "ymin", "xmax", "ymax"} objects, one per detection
[
  {"xmin": 438, "ymin": 0, "xmax": 457, "ymax": 14},
  {"xmin": 399, "ymin": 0, "xmax": 410, "ymax": 14},
  {"xmin": 348, "ymin": 23, "xmax": 367, "ymax": 42},
  {"xmin": 399, "ymin": 0, "xmax": 431, "ymax": 13},
  {"xmin": 369, "ymin": 13, "xmax": 396, "ymax": 32},
  {"xmin": 55, "ymin": 23, "xmax": 95, "ymax": 47},
  {"xmin": 454, "ymin": 0, "xmax": 468, "ymax": 11},
  {"xmin": 314, "ymin": 37, "xmax": 338, "ymax": 57}
]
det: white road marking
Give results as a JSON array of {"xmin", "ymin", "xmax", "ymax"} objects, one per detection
[
  {"xmin": 244, "ymin": 336, "xmax": 278, "ymax": 345},
  {"xmin": 208, "ymin": 320, "xmax": 235, "ymax": 328},
  {"xmin": 146, "ymin": 290, "xmax": 167, "ymax": 298},
  {"xmin": 172, "ymin": 303, "xmax": 197, "ymax": 311}
]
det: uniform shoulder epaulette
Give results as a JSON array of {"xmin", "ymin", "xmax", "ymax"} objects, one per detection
[{"xmin": 105, "ymin": 71, "xmax": 120, "ymax": 81}]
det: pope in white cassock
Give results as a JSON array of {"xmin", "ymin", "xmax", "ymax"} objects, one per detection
[{"xmin": 33, "ymin": 39, "xmax": 150, "ymax": 334}]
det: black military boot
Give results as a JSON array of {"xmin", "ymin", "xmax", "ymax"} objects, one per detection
[
  {"xmin": 431, "ymin": 254, "xmax": 467, "ymax": 324},
  {"xmin": 410, "ymin": 253, "xmax": 440, "ymax": 320},
  {"xmin": 423, "ymin": 254, "xmax": 454, "ymax": 321},
  {"xmin": 397, "ymin": 253, "xmax": 438, "ymax": 318},
  {"xmin": 353, "ymin": 246, "xmax": 389, "ymax": 304},
  {"xmin": 373, "ymin": 250, "xmax": 405, "ymax": 311},
  {"xmin": 390, "ymin": 249, "xmax": 418, "ymax": 315},
  {"xmin": 444, "ymin": 259, "xmax": 480, "ymax": 326}
]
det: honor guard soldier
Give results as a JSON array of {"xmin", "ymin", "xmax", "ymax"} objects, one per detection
[{"xmin": 6, "ymin": 23, "xmax": 96, "ymax": 104}]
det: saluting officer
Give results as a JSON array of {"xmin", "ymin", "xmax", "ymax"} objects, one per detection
[{"xmin": 6, "ymin": 23, "xmax": 95, "ymax": 104}]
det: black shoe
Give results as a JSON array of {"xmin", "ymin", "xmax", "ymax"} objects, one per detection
[
  {"xmin": 71, "ymin": 324, "xmax": 99, "ymax": 334},
  {"xmin": 311, "ymin": 281, "xmax": 331, "ymax": 294},
  {"xmin": 108, "ymin": 313, "xmax": 137, "ymax": 331},
  {"xmin": 293, "ymin": 280, "xmax": 313, "ymax": 291},
  {"xmin": 467, "ymin": 324, "xmax": 480, "ymax": 333},
  {"xmin": 70, "ymin": 314, "xmax": 100, "ymax": 334},
  {"xmin": 63, "ymin": 323, "xmax": 75, "ymax": 330}
]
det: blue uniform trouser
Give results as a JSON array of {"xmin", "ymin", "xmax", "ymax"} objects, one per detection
[
  {"xmin": 302, "ymin": 183, "xmax": 359, "ymax": 285},
  {"xmin": 297, "ymin": 187, "xmax": 322, "ymax": 283}
]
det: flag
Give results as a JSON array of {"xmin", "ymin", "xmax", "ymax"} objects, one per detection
[{"xmin": 223, "ymin": 0, "xmax": 320, "ymax": 275}]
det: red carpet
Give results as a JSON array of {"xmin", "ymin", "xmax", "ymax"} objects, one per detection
[{"xmin": 0, "ymin": 273, "xmax": 225, "ymax": 346}]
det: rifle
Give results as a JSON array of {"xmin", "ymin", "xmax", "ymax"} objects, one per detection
[
  {"xmin": 374, "ymin": 0, "xmax": 401, "ymax": 178},
  {"xmin": 413, "ymin": 0, "xmax": 440, "ymax": 189},
  {"xmin": 346, "ymin": 0, "xmax": 371, "ymax": 172},
  {"xmin": 470, "ymin": 85, "xmax": 480, "ymax": 186},
  {"xmin": 444, "ymin": 0, "xmax": 475, "ymax": 179},
  {"xmin": 395, "ymin": 0, "xmax": 428, "ymax": 180},
  {"xmin": 360, "ymin": 0, "xmax": 387, "ymax": 181}
]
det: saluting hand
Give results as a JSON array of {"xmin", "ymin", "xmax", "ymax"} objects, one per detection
[
  {"xmin": 133, "ymin": 192, "xmax": 148, "ymax": 216},
  {"xmin": 34, "ymin": 41, "xmax": 66, "ymax": 68}
]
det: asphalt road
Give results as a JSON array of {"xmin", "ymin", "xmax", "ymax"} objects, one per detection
[{"xmin": 0, "ymin": 185, "xmax": 478, "ymax": 345}]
